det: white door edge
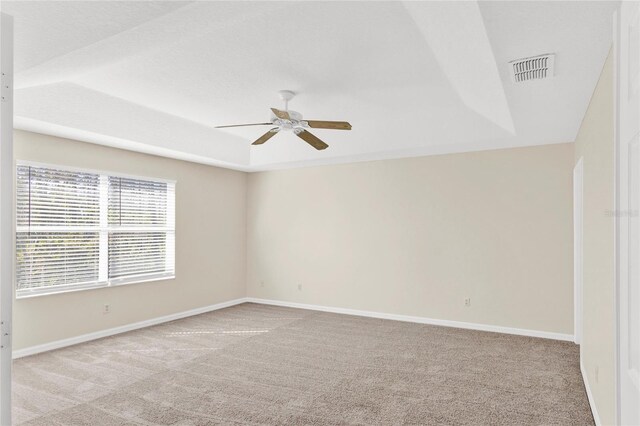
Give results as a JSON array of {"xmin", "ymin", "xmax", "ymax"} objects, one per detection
[
  {"xmin": 574, "ymin": 157, "xmax": 584, "ymax": 345},
  {"xmin": 0, "ymin": 11, "xmax": 13, "ymax": 426}
]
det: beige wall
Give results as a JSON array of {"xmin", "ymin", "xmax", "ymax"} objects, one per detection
[
  {"xmin": 14, "ymin": 131, "xmax": 578, "ymax": 348},
  {"xmin": 247, "ymin": 143, "xmax": 575, "ymax": 334},
  {"xmin": 13, "ymin": 130, "xmax": 247, "ymax": 350},
  {"xmin": 574, "ymin": 49, "xmax": 616, "ymax": 425}
]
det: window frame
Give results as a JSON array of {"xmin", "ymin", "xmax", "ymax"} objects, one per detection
[{"xmin": 15, "ymin": 160, "xmax": 176, "ymax": 299}]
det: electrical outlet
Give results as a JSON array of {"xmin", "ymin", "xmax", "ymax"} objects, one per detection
[
  {"xmin": 260, "ymin": 281, "xmax": 265, "ymax": 288},
  {"xmin": 103, "ymin": 304, "xmax": 111, "ymax": 314},
  {"xmin": 297, "ymin": 284, "xmax": 302, "ymax": 291},
  {"xmin": 464, "ymin": 298, "xmax": 471, "ymax": 307}
]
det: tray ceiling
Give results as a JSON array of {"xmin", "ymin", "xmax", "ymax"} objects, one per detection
[{"xmin": 3, "ymin": 1, "xmax": 618, "ymax": 171}]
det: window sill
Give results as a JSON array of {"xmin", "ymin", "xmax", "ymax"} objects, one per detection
[{"xmin": 15, "ymin": 273, "xmax": 175, "ymax": 299}]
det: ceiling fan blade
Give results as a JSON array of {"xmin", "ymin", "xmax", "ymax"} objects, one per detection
[
  {"xmin": 252, "ymin": 128, "xmax": 279, "ymax": 145},
  {"xmin": 306, "ymin": 120, "xmax": 352, "ymax": 130},
  {"xmin": 270, "ymin": 108, "xmax": 290, "ymax": 120},
  {"xmin": 215, "ymin": 122, "xmax": 272, "ymax": 129},
  {"xmin": 296, "ymin": 130, "xmax": 329, "ymax": 150}
]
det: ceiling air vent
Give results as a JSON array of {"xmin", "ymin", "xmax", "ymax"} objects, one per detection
[{"xmin": 509, "ymin": 54, "xmax": 555, "ymax": 83}]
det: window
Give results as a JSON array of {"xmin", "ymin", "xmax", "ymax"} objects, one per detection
[{"xmin": 16, "ymin": 163, "xmax": 175, "ymax": 297}]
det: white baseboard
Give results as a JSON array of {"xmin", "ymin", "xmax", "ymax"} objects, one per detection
[
  {"xmin": 246, "ymin": 297, "xmax": 575, "ymax": 342},
  {"xmin": 580, "ymin": 348, "xmax": 602, "ymax": 426},
  {"xmin": 13, "ymin": 296, "xmax": 574, "ymax": 359},
  {"xmin": 12, "ymin": 297, "xmax": 249, "ymax": 359}
]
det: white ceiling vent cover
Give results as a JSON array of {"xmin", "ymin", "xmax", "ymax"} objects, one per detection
[{"xmin": 509, "ymin": 54, "xmax": 555, "ymax": 83}]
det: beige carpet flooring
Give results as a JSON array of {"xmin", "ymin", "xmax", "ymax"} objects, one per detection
[{"xmin": 13, "ymin": 303, "xmax": 593, "ymax": 425}]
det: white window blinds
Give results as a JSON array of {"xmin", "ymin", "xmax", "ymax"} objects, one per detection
[
  {"xmin": 16, "ymin": 166, "xmax": 101, "ymax": 292},
  {"xmin": 107, "ymin": 176, "xmax": 175, "ymax": 283},
  {"xmin": 16, "ymin": 164, "xmax": 175, "ymax": 297}
]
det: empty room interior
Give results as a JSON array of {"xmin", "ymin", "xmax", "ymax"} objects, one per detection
[{"xmin": 0, "ymin": 0, "xmax": 638, "ymax": 425}]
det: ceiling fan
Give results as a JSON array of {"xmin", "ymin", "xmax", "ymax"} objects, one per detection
[{"xmin": 215, "ymin": 90, "xmax": 352, "ymax": 150}]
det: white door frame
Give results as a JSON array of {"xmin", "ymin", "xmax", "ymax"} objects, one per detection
[
  {"xmin": 0, "ymin": 11, "xmax": 13, "ymax": 426},
  {"xmin": 574, "ymin": 157, "xmax": 584, "ymax": 346},
  {"xmin": 615, "ymin": 2, "xmax": 640, "ymax": 424}
]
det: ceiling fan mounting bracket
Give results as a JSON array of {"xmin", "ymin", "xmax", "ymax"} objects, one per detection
[{"xmin": 278, "ymin": 90, "xmax": 295, "ymax": 102}]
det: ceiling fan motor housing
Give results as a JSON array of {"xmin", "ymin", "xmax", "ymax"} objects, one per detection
[{"xmin": 272, "ymin": 110, "xmax": 309, "ymax": 133}]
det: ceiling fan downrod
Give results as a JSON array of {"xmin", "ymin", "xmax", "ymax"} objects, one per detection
[{"xmin": 278, "ymin": 90, "xmax": 295, "ymax": 112}]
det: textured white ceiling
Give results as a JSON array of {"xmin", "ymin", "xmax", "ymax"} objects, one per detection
[{"xmin": 3, "ymin": 1, "xmax": 617, "ymax": 171}]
